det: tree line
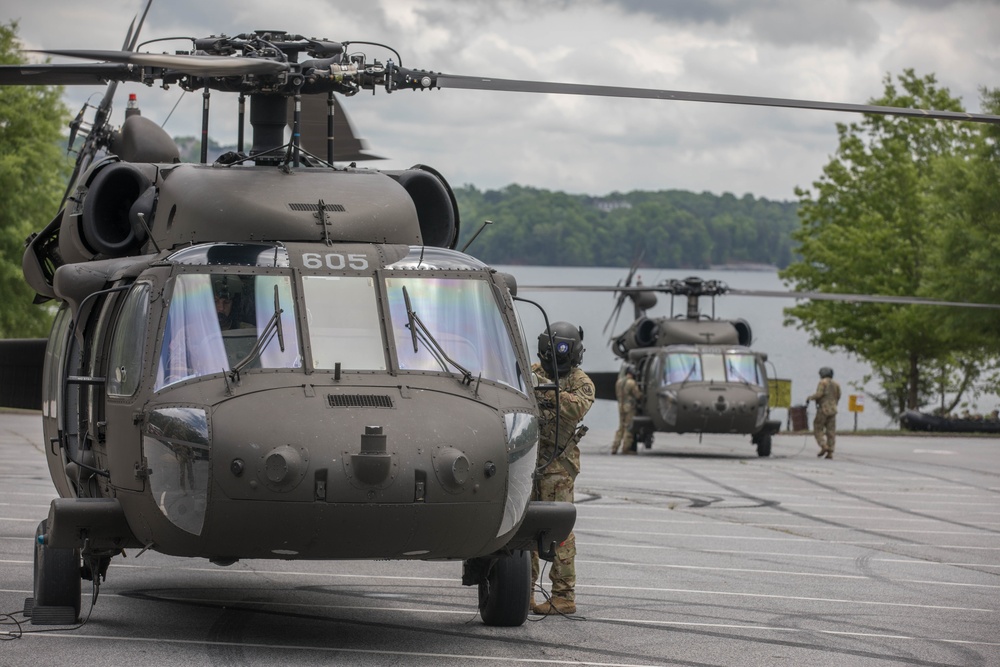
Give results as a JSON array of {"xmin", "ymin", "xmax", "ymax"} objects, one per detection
[{"xmin": 454, "ymin": 186, "xmax": 799, "ymax": 269}]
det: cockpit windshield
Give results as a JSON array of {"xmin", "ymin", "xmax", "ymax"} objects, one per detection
[
  {"xmin": 155, "ymin": 273, "xmax": 300, "ymax": 391},
  {"xmin": 664, "ymin": 352, "xmax": 702, "ymax": 384},
  {"xmin": 384, "ymin": 276, "xmax": 523, "ymax": 392},
  {"xmin": 663, "ymin": 350, "xmax": 762, "ymax": 387},
  {"xmin": 301, "ymin": 276, "xmax": 386, "ymax": 370}
]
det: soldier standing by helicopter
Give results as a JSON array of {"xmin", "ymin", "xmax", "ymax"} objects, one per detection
[
  {"xmin": 530, "ymin": 322, "xmax": 595, "ymax": 616},
  {"xmin": 807, "ymin": 367, "xmax": 842, "ymax": 459},
  {"xmin": 612, "ymin": 365, "xmax": 641, "ymax": 455}
]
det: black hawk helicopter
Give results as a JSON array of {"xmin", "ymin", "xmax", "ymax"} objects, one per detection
[
  {"xmin": 2, "ymin": 0, "xmax": 1000, "ymax": 630},
  {"xmin": 597, "ymin": 271, "xmax": 782, "ymax": 457},
  {"xmin": 523, "ymin": 265, "xmax": 1000, "ymax": 458}
]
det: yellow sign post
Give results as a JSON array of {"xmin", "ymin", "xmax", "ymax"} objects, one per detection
[
  {"xmin": 848, "ymin": 394, "xmax": 864, "ymax": 431},
  {"xmin": 768, "ymin": 379, "xmax": 791, "ymax": 409}
]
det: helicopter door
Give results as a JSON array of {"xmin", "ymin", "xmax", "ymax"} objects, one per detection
[
  {"xmin": 102, "ymin": 283, "xmax": 152, "ymax": 492},
  {"xmin": 40, "ymin": 306, "xmax": 80, "ymax": 499}
]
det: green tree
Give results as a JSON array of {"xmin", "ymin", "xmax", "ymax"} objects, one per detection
[
  {"xmin": 0, "ymin": 22, "xmax": 69, "ymax": 337},
  {"xmin": 922, "ymin": 87, "xmax": 1000, "ymax": 411},
  {"xmin": 780, "ymin": 70, "xmax": 993, "ymax": 417}
]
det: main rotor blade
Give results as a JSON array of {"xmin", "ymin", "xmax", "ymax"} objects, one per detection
[
  {"xmin": 434, "ymin": 74, "xmax": 1000, "ymax": 125},
  {"xmin": 128, "ymin": 0, "xmax": 154, "ymax": 52},
  {"xmin": 36, "ymin": 49, "xmax": 289, "ymax": 77},
  {"xmin": 602, "ymin": 292, "xmax": 627, "ymax": 336},
  {"xmin": 725, "ymin": 288, "xmax": 1000, "ymax": 310},
  {"xmin": 0, "ymin": 63, "xmax": 132, "ymax": 86},
  {"xmin": 519, "ymin": 283, "xmax": 1000, "ymax": 310}
]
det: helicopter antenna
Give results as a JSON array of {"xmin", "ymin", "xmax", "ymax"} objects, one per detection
[
  {"xmin": 460, "ymin": 219, "xmax": 493, "ymax": 253},
  {"xmin": 135, "ymin": 213, "xmax": 160, "ymax": 253}
]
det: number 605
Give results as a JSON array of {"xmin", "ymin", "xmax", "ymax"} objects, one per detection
[{"xmin": 301, "ymin": 253, "xmax": 369, "ymax": 270}]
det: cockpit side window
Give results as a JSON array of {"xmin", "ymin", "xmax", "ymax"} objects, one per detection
[
  {"xmin": 154, "ymin": 273, "xmax": 300, "ymax": 391},
  {"xmin": 107, "ymin": 283, "xmax": 150, "ymax": 397}
]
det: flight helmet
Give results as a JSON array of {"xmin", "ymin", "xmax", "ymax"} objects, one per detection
[{"xmin": 538, "ymin": 321, "xmax": 585, "ymax": 375}]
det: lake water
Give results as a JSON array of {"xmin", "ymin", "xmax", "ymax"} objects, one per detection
[{"xmin": 499, "ymin": 264, "xmax": 906, "ymax": 434}]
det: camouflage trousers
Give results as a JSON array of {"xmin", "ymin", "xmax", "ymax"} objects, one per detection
[
  {"xmin": 612, "ymin": 408, "xmax": 636, "ymax": 453},
  {"xmin": 530, "ymin": 463, "xmax": 577, "ymax": 602},
  {"xmin": 813, "ymin": 412, "xmax": 837, "ymax": 452}
]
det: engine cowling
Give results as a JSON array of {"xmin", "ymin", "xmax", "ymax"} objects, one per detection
[
  {"xmin": 80, "ymin": 161, "xmax": 154, "ymax": 257},
  {"xmin": 386, "ymin": 165, "xmax": 460, "ymax": 249}
]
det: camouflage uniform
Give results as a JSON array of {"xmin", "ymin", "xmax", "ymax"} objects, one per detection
[
  {"xmin": 808, "ymin": 377, "xmax": 841, "ymax": 456},
  {"xmin": 612, "ymin": 373, "xmax": 641, "ymax": 454},
  {"xmin": 530, "ymin": 362, "xmax": 595, "ymax": 605}
]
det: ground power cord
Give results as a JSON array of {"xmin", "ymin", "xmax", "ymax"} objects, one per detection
[
  {"xmin": 0, "ymin": 578, "xmax": 98, "ymax": 641},
  {"xmin": 528, "ymin": 561, "xmax": 585, "ymax": 622}
]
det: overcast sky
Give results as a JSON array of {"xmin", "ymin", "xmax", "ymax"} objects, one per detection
[{"xmin": 5, "ymin": 0, "xmax": 998, "ymax": 200}]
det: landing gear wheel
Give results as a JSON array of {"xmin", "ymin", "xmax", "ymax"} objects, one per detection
[
  {"xmin": 30, "ymin": 519, "xmax": 81, "ymax": 625},
  {"xmin": 478, "ymin": 550, "xmax": 530, "ymax": 627},
  {"xmin": 755, "ymin": 433, "xmax": 772, "ymax": 457}
]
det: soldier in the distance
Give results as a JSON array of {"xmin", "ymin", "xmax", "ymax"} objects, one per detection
[
  {"xmin": 807, "ymin": 367, "xmax": 841, "ymax": 459},
  {"xmin": 612, "ymin": 365, "xmax": 641, "ymax": 454}
]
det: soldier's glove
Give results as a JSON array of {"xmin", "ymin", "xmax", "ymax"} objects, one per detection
[{"xmin": 534, "ymin": 387, "xmax": 556, "ymax": 410}]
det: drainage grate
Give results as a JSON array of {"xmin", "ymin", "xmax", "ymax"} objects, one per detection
[{"xmin": 327, "ymin": 394, "xmax": 394, "ymax": 408}]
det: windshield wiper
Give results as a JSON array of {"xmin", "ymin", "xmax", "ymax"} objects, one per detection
[
  {"xmin": 679, "ymin": 362, "xmax": 699, "ymax": 385},
  {"xmin": 230, "ymin": 284, "xmax": 285, "ymax": 380},
  {"xmin": 401, "ymin": 286, "xmax": 473, "ymax": 386},
  {"xmin": 727, "ymin": 362, "xmax": 752, "ymax": 386}
]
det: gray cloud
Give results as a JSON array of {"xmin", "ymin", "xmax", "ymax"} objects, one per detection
[
  {"xmin": 3, "ymin": 0, "xmax": 995, "ymax": 201},
  {"xmin": 604, "ymin": 0, "xmax": 880, "ymax": 49}
]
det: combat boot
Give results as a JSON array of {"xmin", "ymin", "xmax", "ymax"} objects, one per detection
[{"xmin": 532, "ymin": 597, "xmax": 576, "ymax": 615}]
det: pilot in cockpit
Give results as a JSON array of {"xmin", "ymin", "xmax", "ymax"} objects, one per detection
[{"xmin": 212, "ymin": 275, "xmax": 254, "ymax": 330}]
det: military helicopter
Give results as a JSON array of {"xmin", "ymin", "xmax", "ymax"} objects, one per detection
[
  {"xmin": 600, "ymin": 271, "xmax": 781, "ymax": 457},
  {"xmin": 2, "ymin": 0, "xmax": 1000, "ymax": 631},
  {"xmin": 522, "ymin": 265, "xmax": 1000, "ymax": 457}
]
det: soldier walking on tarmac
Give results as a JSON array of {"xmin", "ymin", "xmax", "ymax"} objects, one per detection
[
  {"xmin": 807, "ymin": 367, "xmax": 841, "ymax": 459},
  {"xmin": 530, "ymin": 321, "xmax": 595, "ymax": 616},
  {"xmin": 612, "ymin": 365, "xmax": 641, "ymax": 454}
]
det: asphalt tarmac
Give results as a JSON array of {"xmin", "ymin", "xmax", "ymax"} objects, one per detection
[{"xmin": 2, "ymin": 410, "xmax": 999, "ymax": 666}]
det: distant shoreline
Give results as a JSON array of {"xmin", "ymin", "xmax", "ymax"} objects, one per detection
[{"xmin": 779, "ymin": 430, "xmax": 1000, "ymax": 438}]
